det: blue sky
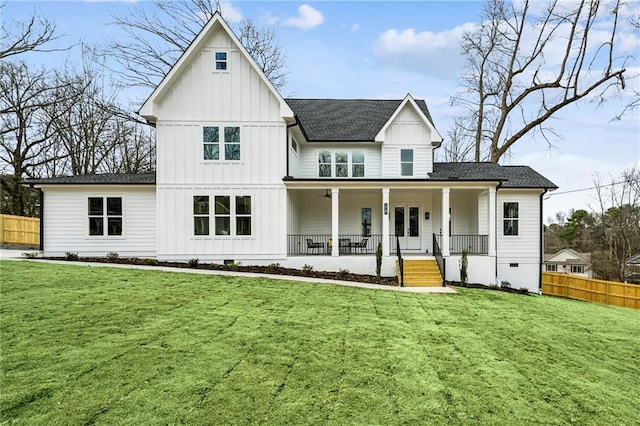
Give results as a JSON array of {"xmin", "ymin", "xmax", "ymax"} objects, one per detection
[{"xmin": 4, "ymin": 0, "xmax": 640, "ymax": 220}]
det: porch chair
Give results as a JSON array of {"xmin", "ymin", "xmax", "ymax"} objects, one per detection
[
  {"xmin": 305, "ymin": 238, "xmax": 324, "ymax": 254},
  {"xmin": 339, "ymin": 238, "xmax": 351, "ymax": 254},
  {"xmin": 351, "ymin": 238, "xmax": 369, "ymax": 253}
]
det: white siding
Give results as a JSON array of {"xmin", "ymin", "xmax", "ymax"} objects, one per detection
[
  {"xmin": 42, "ymin": 186, "xmax": 156, "ymax": 257},
  {"xmin": 381, "ymin": 104, "xmax": 433, "ymax": 177},
  {"xmin": 154, "ymin": 24, "xmax": 281, "ymax": 123},
  {"xmin": 496, "ymin": 189, "xmax": 543, "ymax": 292},
  {"xmin": 297, "ymin": 145, "xmax": 381, "ymax": 179},
  {"xmin": 157, "ymin": 186, "xmax": 287, "ymax": 261}
]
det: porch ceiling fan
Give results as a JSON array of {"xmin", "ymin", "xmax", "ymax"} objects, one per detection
[{"xmin": 316, "ymin": 189, "xmax": 331, "ymax": 199}]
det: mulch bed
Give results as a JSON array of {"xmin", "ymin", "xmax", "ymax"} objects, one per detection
[{"xmin": 42, "ymin": 256, "xmax": 400, "ymax": 286}]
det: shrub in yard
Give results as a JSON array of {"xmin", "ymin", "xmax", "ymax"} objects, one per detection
[
  {"xmin": 459, "ymin": 250, "xmax": 468, "ymax": 285},
  {"xmin": 501, "ymin": 280, "xmax": 511, "ymax": 289},
  {"xmin": 22, "ymin": 251, "xmax": 39, "ymax": 259},
  {"xmin": 338, "ymin": 268, "xmax": 350, "ymax": 279},
  {"xmin": 266, "ymin": 263, "xmax": 281, "ymax": 273},
  {"xmin": 187, "ymin": 258, "xmax": 199, "ymax": 268},
  {"xmin": 141, "ymin": 258, "xmax": 158, "ymax": 266},
  {"xmin": 106, "ymin": 251, "xmax": 120, "ymax": 261},
  {"xmin": 65, "ymin": 252, "xmax": 79, "ymax": 261},
  {"xmin": 302, "ymin": 264, "xmax": 313, "ymax": 274},
  {"xmin": 375, "ymin": 242, "xmax": 382, "ymax": 282}
]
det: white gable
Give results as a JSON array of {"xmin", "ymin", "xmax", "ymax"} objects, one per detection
[
  {"xmin": 139, "ymin": 13, "xmax": 293, "ymax": 122},
  {"xmin": 375, "ymin": 94, "xmax": 443, "ymax": 145}
]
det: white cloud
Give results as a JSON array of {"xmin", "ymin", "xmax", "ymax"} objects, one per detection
[
  {"xmin": 283, "ymin": 4, "xmax": 324, "ymax": 30},
  {"xmin": 220, "ymin": 1, "xmax": 243, "ymax": 23},
  {"xmin": 350, "ymin": 23, "xmax": 360, "ymax": 33},
  {"xmin": 372, "ymin": 23, "xmax": 475, "ymax": 78}
]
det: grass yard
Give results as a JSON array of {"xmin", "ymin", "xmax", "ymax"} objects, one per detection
[{"xmin": 1, "ymin": 261, "xmax": 639, "ymax": 425}]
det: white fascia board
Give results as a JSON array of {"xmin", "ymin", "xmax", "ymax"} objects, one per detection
[
  {"xmin": 138, "ymin": 12, "xmax": 293, "ymax": 122},
  {"xmin": 374, "ymin": 94, "xmax": 444, "ymax": 144}
]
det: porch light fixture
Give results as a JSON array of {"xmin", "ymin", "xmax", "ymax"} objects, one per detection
[
  {"xmin": 324, "ymin": 189, "xmax": 331, "ymax": 199},
  {"xmin": 384, "ymin": 202, "xmax": 388, "ymax": 215}
]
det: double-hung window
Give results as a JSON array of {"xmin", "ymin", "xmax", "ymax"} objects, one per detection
[
  {"xmin": 215, "ymin": 196, "xmax": 231, "ymax": 235},
  {"xmin": 212, "ymin": 195, "xmax": 252, "ymax": 236},
  {"xmin": 88, "ymin": 197, "xmax": 122, "ymax": 236},
  {"xmin": 571, "ymin": 265, "xmax": 583, "ymax": 274},
  {"xmin": 361, "ymin": 207, "xmax": 372, "ymax": 237},
  {"xmin": 352, "ymin": 150, "xmax": 365, "ymax": 177},
  {"xmin": 203, "ymin": 127, "xmax": 219, "ymax": 160},
  {"xmin": 236, "ymin": 196, "xmax": 252, "ymax": 236},
  {"xmin": 318, "ymin": 150, "xmax": 332, "ymax": 177},
  {"xmin": 335, "ymin": 152, "xmax": 348, "ymax": 177},
  {"xmin": 224, "ymin": 127, "xmax": 240, "ymax": 160},
  {"xmin": 400, "ymin": 149, "xmax": 414, "ymax": 176},
  {"xmin": 503, "ymin": 202, "xmax": 519, "ymax": 236},
  {"xmin": 546, "ymin": 264, "xmax": 557, "ymax": 272},
  {"xmin": 194, "ymin": 196, "xmax": 210, "ymax": 236},
  {"xmin": 215, "ymin": 52, "xmax": 227, "ymax": 70}
]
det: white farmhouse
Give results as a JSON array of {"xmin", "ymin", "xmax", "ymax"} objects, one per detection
[{"xmin": 27, "ymin": 13, "xmax": 557, "ymax": 292}]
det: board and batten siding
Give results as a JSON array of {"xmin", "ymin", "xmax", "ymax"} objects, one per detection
[
  {"xmin": 381, "ymin": 103, "xmax": 433, "ymax": 178},
  {"xmin": 41, "ymin": 186, "xmax": 156, "ymax": 257},
  {"xmin": 496, "ymin": 189, "xmax": 544, "ymax": 292},
  {"xmin": 156, "ymin": 186, "xmax": 287, "ymax": 261},
  {"xmin": 153, "ymin": 24, "xmax": 281, "ymax": 123}
]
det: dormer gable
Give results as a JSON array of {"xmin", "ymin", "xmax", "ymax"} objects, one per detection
[
  {"xmin": 139, "ymin": 12, "xmax": 293, "ymax": 123},
  {"xmin": 374, "ymin": 94, "xmax": 443, "ymax": 147}
]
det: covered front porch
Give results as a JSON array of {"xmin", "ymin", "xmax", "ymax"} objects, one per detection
[{"xmin": 285, "ymin": 184, "xmax": 497, "ymax": 259}]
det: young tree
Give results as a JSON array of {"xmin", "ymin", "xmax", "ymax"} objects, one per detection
[
  {"xmin": 451, "ymin": 0, "xmax": 632, "ymax": 162},
  {"xmin": 107, "ymin": 0, "xmax": 287, "ymax": 91}
]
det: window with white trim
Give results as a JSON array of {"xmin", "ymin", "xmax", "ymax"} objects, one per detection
[
  {"xmin": 203, "ymin": 126, "xmax": 219, "ymax": 160},
  {"xmin": 400, "ymin": 149, "xmax": 413, "ymax": 176},
  {"xmin": 236, "ymin": 196, "xmax": 252, "ymax": 236},
  {"xmin": 503, "ymin": 202, "xmax": 519, "ymax": 236},
  {"xmin": 352, "ymin": 150, "xmax": 365, "ymax": 177},
  {"xmin": 335, "ymin": 151, "xmax": 348, "ymax": 177},
  {"xmin": 571, "ymin": 265, "xmax": 583, "ymax": 274},
  {"xmin": 215, "ymin": 51, "xmax": 227, "ymax": 70},
  {"xmin": 318, "ymin": 150, "xmax": 331, "ymax": 177},
  {"xmin": 546, "ymin": 264, "xmax": 557, "ymax": 272},
  {"xmin": 203, "ymin": 126, "xmax": 240, "ymax": 161},
  {"xmin": 88, "ymin": 197, "xmax": 122, "ymax": 236},
  {"xmin": 215, "ymin": 196, "xmax": 231, "ymax": 235},
  {"xmin": 361, "ymin": 207, "xmax": 372, "ymax": 237},
  {"xmin": 193, "ymin": 196, "xmax": 210, "ymax": 236},
  {"xmin": 211, "ymin": 195, "xmax": 252, "ymax": 236}
]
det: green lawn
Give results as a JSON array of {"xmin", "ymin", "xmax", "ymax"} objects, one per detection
[{"xmin": 1, "ymin": 261, "xmax": 639, "ymax": 425}]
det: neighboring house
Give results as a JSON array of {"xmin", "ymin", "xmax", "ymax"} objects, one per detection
[
  {"xmin": 543, "ymin": 249, "xmax": 592, "ymax": 278},
  {"xmin": 25, "ymin": 13, "xmax": 557, "ymax": 292},
  {"xmin": 626, "ymin": 254, "xmax": 640, "ymax": 283}
]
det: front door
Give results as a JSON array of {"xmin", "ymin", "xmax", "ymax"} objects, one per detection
[{"xmin": 393, "ymin": 205, "xmax": 421, "ymax": 250}]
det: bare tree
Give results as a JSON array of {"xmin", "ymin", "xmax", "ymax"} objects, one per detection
[
  {"xmin": 103, "ymin": 122, "xmax": 156, "ymax": 174},
  {"xmin": 592, "ymin": 167, "xmax": 640, "ymax": 281},
  {"xmin": 107, "ymin": 0, "xmax": 287, "ymax": 91},
  {"xmin": 451, "ymin": 0, "xmax": 632, "ymax": 162},
  {"xmin": 0, "ymin": 61, "xmax": 83, "ymax": 215},
  {"xmin": 0, "ymin": 2, "xmax": 65, "ymax": 58},
  {"xmin": 438, "ymin": 117, "xmax": 478, "ymax": 162}
]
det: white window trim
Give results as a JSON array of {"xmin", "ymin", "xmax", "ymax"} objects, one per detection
[
  {"xmin": 502, "ymin": 201, "xmax": 519, "ymax": 236},
  {"xmin": 86, "ymin": 195, "xmax": 125, "ymax": 240},
  {"xmin": 190, "ymin": 193, "xmax": 253, "ymax": 239},
  {"xmin": 400, "ymin": 148, "xmax": 414, "ymax": 177},
  {"xmin": 202, "ymin": 125, "xmax": 242, "ymax": 163},
  {"xmin": 317, "ymin": 149, "xmax": 367, "ymax": 178},
  {"xmin": 214, "ymin": 50, "xmax": 229, "ymax": 72},
  {"xmin": 359, "ymin": 205, "xmax": 373, "ymax": 237}
]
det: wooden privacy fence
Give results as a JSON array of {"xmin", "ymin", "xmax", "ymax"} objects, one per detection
[
  {"xmin": 0, "ymin": 214, "xmax": 40, "ymax": 246},
  {"xmin": 542, "ymin": 272, "xmax": 640, "ymax": 310}
]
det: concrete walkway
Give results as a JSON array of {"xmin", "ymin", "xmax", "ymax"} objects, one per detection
[{"xmin": 0, "ymin": 249, "xmax": 456, "ymax": 294}]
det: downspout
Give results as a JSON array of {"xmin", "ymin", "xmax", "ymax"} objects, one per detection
[
  {"xmin": 31, "ymin": 185, "xmax": 44, "ymax": 251},
  {"xmin": 539, "ymin": 188, "xmax": 548, "ymax": 293},
  {"xmin": 494, "ymin": 181, "xmax": 503, "ymax": 282}
]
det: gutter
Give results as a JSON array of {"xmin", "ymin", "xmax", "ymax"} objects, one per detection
[
  {"xmin": 539, "ymin": 188, "xmax": 548, "ymax": 292},
  {"xmin": 30, "ymin": 185, "xmax": 44, "ymax": 251},
  {"xmin": 286, "ymin": 121, "xmax": 298, "ymax": 178}
]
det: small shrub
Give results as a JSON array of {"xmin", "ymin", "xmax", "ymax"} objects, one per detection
[
  {"xmin": 459, "ymin": 250, "xmax": 468, "ymax": 285},
  {"xmin": 225, "ymin": 261, "xmax": 241, "ymax": 270},
  {"xmin": 375, "ymin": 242, "xmax": 382, "ymax": 281},
  {"xmin": 187, "ymin": 258, "xmax": 199, "ymax": 268},
  {"xmin": 519, "ymin": 287, "xmax": 529, "ymax": 295},
  {"xmin": 22, "ymin": 251, "xmax": 39, "ymax": 259},
  {"xmin": 141, "ymin": 258, "xmax": 158, "ymax": 266},
  {"xmin": 338, "ymin": 268, "xmax": 350, "ymax": 279},
  {"xmin": 266, "ymin": 262, "xmax": 281, "ymax": 273},
  {"xmin": 489, "ymin": 283, "xmax": 500, "ymax": 290},
  {"xmin": 106, "ymin": 251, "xmax": 119, "ymax": 261},
  {"xmin": 500, "ymin": 280, "xmax": 511, "ymax": 289},
  {"xmin": 302, "ymin": 264, "xmax": 313, "ymax": 274},
  {"xmin": 65, "ymin": 251, "xmax": 78, "ymax": 261}
]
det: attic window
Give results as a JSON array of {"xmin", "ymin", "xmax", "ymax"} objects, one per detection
[{"xmin": 215, "ymin": 52, "xmax": 227, "ymax": 70}]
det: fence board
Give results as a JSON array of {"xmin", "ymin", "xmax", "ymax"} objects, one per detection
[
  {"xmin": 0, "ymin": 214, "xmax": 40, "ymax": 246},
  {"xmin": 542, "ymin": 272, "xmax": 640, "ymax": 310}
]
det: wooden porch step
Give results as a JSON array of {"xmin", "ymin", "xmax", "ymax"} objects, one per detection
[{"xmin": 396, "ymin": 259, "xmax": 443, "ymax": 287}]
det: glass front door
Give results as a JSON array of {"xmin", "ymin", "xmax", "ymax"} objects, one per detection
[{"xmin": 393, "ymin": 205, "xmax": 421, "ymax": 250}]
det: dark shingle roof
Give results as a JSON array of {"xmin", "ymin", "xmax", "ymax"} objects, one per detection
[
  {"xmin": 25, "ymin": 173, "xmax": 156, "ymax": 186},
  {"xmin": 285, "ymin": 98, "xmax": 436, "ymax": 142},
  {"xmin": 430, "ymin": 163, "xmax": 557, "ymax": 189}
]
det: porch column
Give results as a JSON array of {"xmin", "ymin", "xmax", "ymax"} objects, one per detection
[
  {"xmin": 442, "ymin": 187, "xmax": 450, "ymax": 256},
  {"xmin": 331, "ymin": 188, "xmax": 339, "ymax": 256},
  {"xmin": 488, "ymin": 186, "xmax": 496, "ymax": 257},
  {"xmin": 382, "ymin": 187, "xmax": 390, "ymax": 256}
]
